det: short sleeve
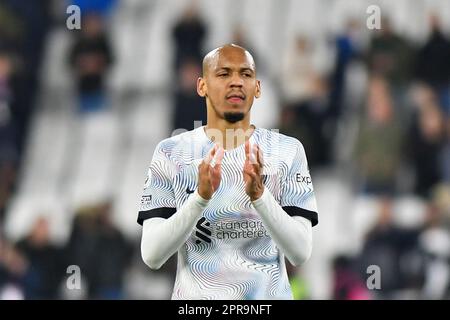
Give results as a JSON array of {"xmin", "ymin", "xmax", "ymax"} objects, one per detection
[
  {"xmin": 280, "ymin": 140, "xmax": 319, "ymax": 227},
  {"xmin": 137, "ymin": 142, "xmax": 177, "ymax": 225}
]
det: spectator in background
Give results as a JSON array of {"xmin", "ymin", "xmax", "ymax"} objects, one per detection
[
  {"xmin": 88, "ymin": 201, "xmax": 133, "ymax": 299},
  {"xmin": 332, "ymin": 255, "xmax": 370, "ymax": 300},
  {"xmin": 0, "ymin": 236, "xmax": 27, "ymax": 299},
  {"xmin": 172, "ymin": 59, "xmax": 206, "ymax": 131},
  {"xmin": 0, "ymin": 162, "xmax": 15, "ymax": 225},
  {"xmin": 354, "ymin": 76, "xmax": 404, "ymax": 195},
  {"xmin": 441, "ymin": 118, "xmax": 450, "ymax": 183},
  {"xmin": 367, "ymin": 17, "xmax": 415, "ymax": 92},
  {"xmin": 0, "ymin": 3, "xmax": 24, "ymax": 52},
  {"xmin": 0, "ymin": 49, "xmax": 17, "ymax": 224},
  {"xmin": 66, "ymin": 201, "xmax": 132, "ymax": 299},
  {"xmin": 418, "ymin": 186, "xmax": 450, "ymax": 299},
  {"xmin": 2, "ymin": 0, "xmax": 53, "ymax": 155},
  {"xmin": 69, "ymin": 13, "xmax": 114, "ymax": 113},
  {"xmin": 328, "ymin": 18, "xmax": 366, "ymax": 120},
  {"xmin": 65, "ymin": 205, "xmax": 99, "ymax": 299},
  {"xmin": 415, "ymin": 14, "xmax": 450, "ymax": 115},
  {"xmin": 0, "ymin": 4, "xmax": 23, "ymax": 166},
  {"xmin": 407, "ymin": 86, "xmax": 446, "ymax": 198},
  {"xmin": 231, "ymin": 25, "xmax": 262, "ymax": 75},
  {"xmin": 280, "ymin": 35, "xmax": 330, "ymax": 168},
  {"xmin": 172, "ymin": 2, "xmax": 207, "ymax": 73},
  {"xmin": 16, "ymin": 217, "xmax": 66, "ymax": 299},
  {"xmin": 358, "ymin": 198, "xmax": 423, "ymax": 299}
]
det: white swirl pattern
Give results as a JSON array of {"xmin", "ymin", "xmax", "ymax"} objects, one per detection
[{"xmin": 138, "ymin": 126, "xmax": 318, "ymax": 299}]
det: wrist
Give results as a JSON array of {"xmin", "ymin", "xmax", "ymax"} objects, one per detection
[
  {"xmin": 194, "ymin": 189, "xmax": 211, "ymax": 206},
  {"xmin": 197, "ymin": 188, "xmax": 211, "ymax": 201},
  {"xmin": 250, "ymin": 187, "xmax": 265, "ymax": 202}
]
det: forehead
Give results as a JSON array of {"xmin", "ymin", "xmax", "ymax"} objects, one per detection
[{"xmin": 211, "ymin": 48, "xmax": 255, "ymax": 70}]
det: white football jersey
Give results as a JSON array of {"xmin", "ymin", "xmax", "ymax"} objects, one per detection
[{"xmin": 138, "ymin": 126, "xmax": 318, "ymax": 299}]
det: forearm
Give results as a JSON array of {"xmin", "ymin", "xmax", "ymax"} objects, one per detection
[
  {"xmin": 141, "ymin": 190, "xmax": 209, "ymax": 269},
  {"xmin": 252, "ymin": 189, "xmax": 313, "ymax": 266}
]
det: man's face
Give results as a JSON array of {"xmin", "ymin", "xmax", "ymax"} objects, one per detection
[{"xmin": 198, "ymin": 47, "xmax": 261, "ymax": 123}]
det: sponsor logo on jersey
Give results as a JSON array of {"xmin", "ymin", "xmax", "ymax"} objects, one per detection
[
  {"xmin": 296, "ymin": 173, "xmax": 311, "ymax": 184},
  {"xmin": 140, "ymin": 195, "xmax": 152, "ymax": 205},
  {"xmin": 195, "ymin": 217, "xmax": 212, "ymax": 244}
]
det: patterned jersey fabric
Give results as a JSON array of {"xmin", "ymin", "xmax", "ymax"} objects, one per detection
[{"xmin": 138, "ymin": 126, "xmax": 318, "ymax": 299}]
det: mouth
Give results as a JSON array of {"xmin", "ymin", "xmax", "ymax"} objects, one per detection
[{"xmin": 226, "ymin": 93, "xmax": 246, "ymax": 104}]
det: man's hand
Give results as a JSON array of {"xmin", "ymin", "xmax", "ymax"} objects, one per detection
[
  {"xmin": 243, "ymin": 141, "xmax": 264, "ymax": 201},
  {"xmin": 198, "ymin": 144, "xmax": 224, "ymax": 200}
]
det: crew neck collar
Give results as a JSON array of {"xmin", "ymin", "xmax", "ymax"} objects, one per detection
[{"xmin": 197, "ymin": 125, "xmax": 258, "ymax": 152}]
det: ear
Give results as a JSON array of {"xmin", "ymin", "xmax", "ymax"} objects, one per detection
[
  {"xmin": 254, "ymin": 79, "xmax": 261, "ymax": 99},
  {"xmin": 197, "ymin": 77, "xmax": 207, "ymax": 97}
]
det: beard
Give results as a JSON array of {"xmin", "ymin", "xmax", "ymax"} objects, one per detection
[
  {"xmin": 223, "ymin": 112, "xmax": 245, "ymax": 123},
  {"xmin": 209, "ymin": 100, "xmax": 248, "ymax": 123}
]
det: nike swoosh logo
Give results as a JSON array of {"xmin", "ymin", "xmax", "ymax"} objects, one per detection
[{"xmin": 186, "ymin": 187, "xmax": 195, "ymax": 194}]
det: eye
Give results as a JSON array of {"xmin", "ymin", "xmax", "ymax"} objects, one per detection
[
  {"xmin": 243, "ymin": 73, "xmax": 252, "ymax": 78},
  {"xmin": 217, "ymin": 73, "xmax": 228, "ymax": 77}
]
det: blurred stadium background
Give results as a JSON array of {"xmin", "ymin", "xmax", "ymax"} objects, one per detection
[{"xmin": 1, "ymin": 0, "xmax": 450, "ymax": 299}]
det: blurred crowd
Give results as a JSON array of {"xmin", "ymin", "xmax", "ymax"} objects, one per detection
[
  {"xmin": 1, "ymin": 0, "xmax": 450, "ymax": 299},
  {"xmin": 1, "ymin": 0, "xmax": 52, "ymax": 298}
]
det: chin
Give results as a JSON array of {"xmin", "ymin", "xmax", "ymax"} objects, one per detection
[{"xmin": 223, "ymin": 111, "xmax": 246, "ymax": 123}]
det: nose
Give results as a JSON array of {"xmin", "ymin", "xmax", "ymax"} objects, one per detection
[{"xmin": 229, "ymin": 72, "xmax": 244, "ymax": 88}]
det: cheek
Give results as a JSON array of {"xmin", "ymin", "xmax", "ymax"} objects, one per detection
[
  {"xmin": 207, "ymin": 91, "xmax": 221, "ymax": 105},
  {"xmin": 205, "ymin": 82, "xmax": 222, "ymax": 98},
  {"xmin": 248, "ymin": 84, "xmax": 259, "ymax": 98},
  {"xmin": 208, "ymin": 88, "xmax": 225, "ymax": 103}
]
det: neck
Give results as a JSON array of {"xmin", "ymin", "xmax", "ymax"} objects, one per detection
[{"xmin": 205, "ymin": 111, "xmax": 254, "ymax": 150}]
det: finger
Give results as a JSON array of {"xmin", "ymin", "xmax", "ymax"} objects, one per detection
[
  {"xmin": 245, "ymin": 140, "xmax": 250, "ymax": 162},
  {"xmin": 243, "ymin": 168, "xmax": 251, "ymax": 180},
  {"xmin": 243, "ymin": 163, "xmax": 255, "ymax": 176},
  {"xmin": 212, "ymin": 148, "xmax": 223, "ymax": 175},
  {"xmin": 248, "ymin": 143, "xmax": 258, "ymax": 165},
  {"xmin": 250, "ymin": 143, "xmax": 259, "ymax": 166},
  {"xmin": 251, "ymin": 151, "xmax": 260, "ymax": 177},
  {"xmin": 254, "ymin": 145, "xmax": 264, "ymax": 177},
  {"xmin": 243, "ymin": 167, "xmax": 258, "ymax": 180},
  {"xmin": 243, "ymin": 161, "xmax": 253, "ymax": 175},
  {"xmin": 215, "ymin": 147, "xmax": 224, "ymax": 166},
  {"xmin": 199, "ymin": 160, "xmax": 209, "ymax": 176},
  {"xmin": 204, "ymin": 144, "xmax": 217, "ymax": 165},
  {"xmin": 210, "ymin": 144, "xmax": 222, "ymax": 167},
  {"xmin": 256, "ymin": 145, "xmax": 264, "ymax": 168}
]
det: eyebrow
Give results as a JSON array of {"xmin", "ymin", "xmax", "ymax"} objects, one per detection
[{"xmin": 215, "ymin": 67, "xmax": 255, "ymax": 73}]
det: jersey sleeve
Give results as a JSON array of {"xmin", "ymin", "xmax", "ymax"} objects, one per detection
[
  {"xmin": 280, "ymin": 140, "xmax": 319, "ymax": 227},
  {"xmin": 137, "ymin": 142, "xmax": 177, "ymax": 225}
]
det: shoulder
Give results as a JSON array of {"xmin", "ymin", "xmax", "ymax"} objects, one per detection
[
  {"xmin": 255, "ymin": 128, "xmax": 305, "ymax": 156},
  {"xmin": 255, "ymin": 128, "xmax": 309, "ymax": 172},
  {"xmin": 153, "ymin": 128, "xmax": 201, "ymax": 160}
]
